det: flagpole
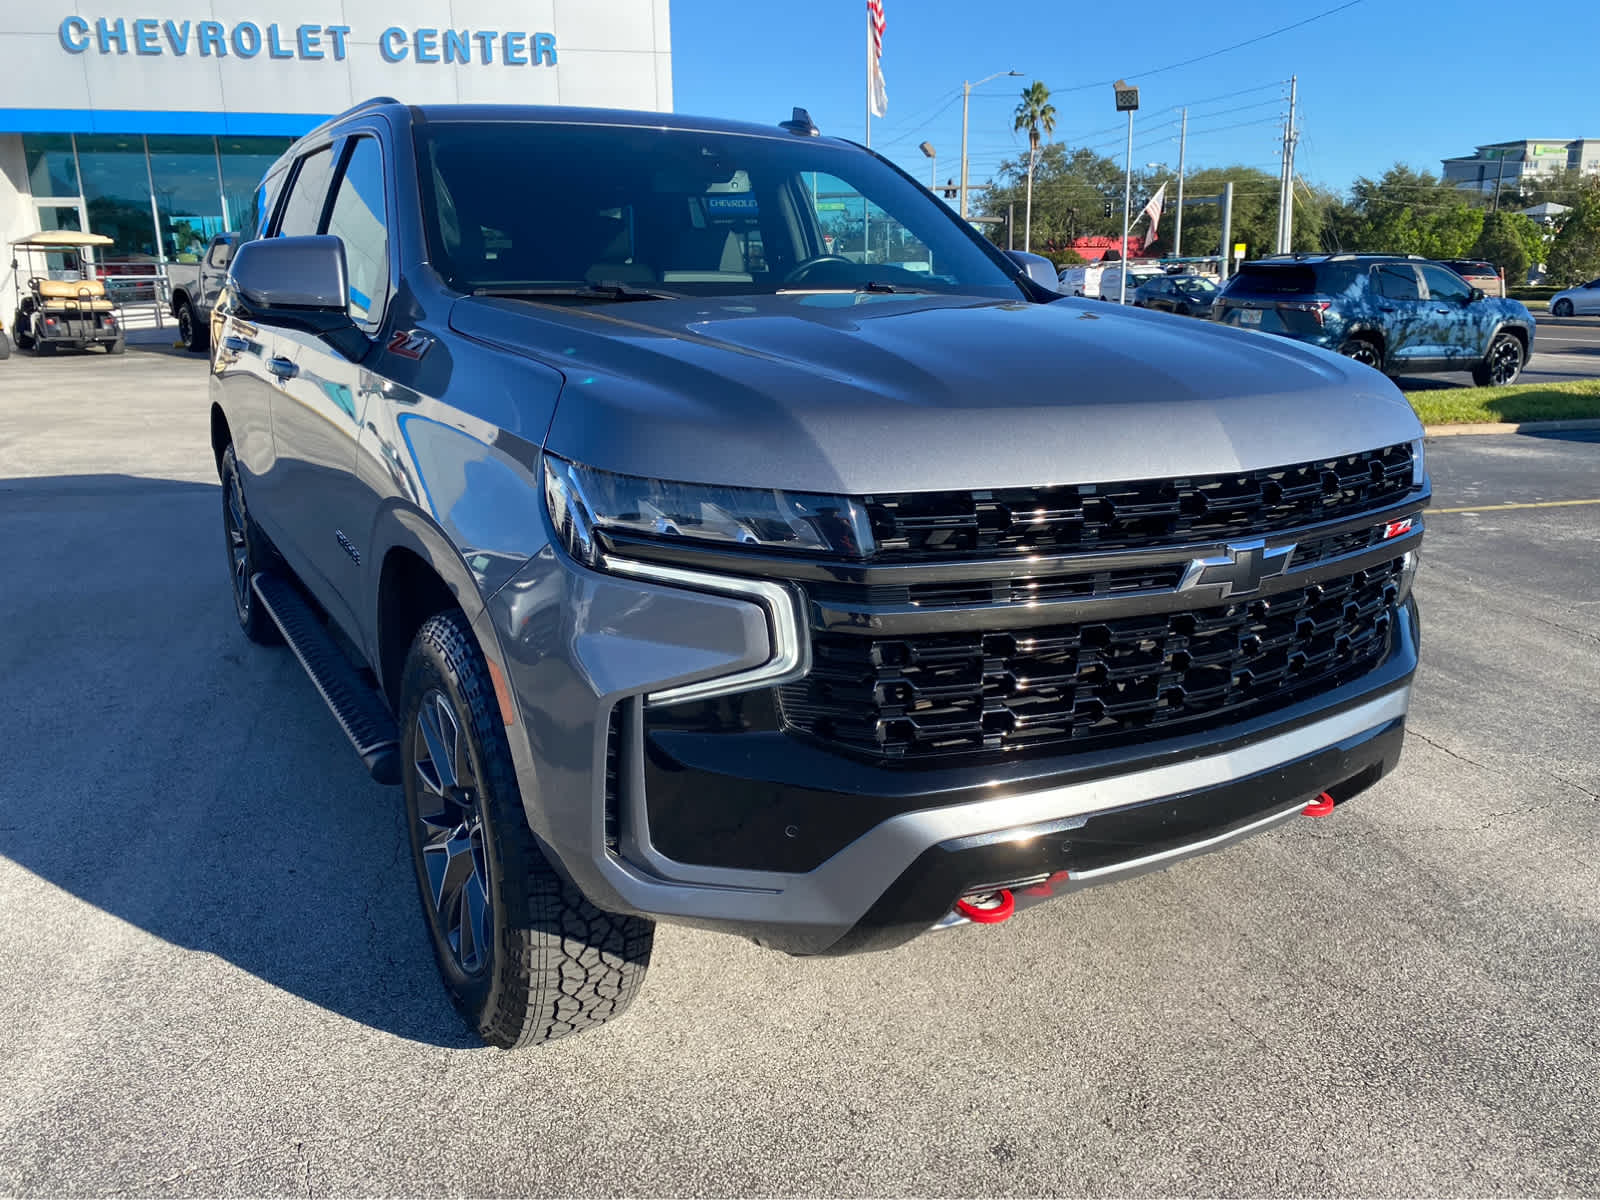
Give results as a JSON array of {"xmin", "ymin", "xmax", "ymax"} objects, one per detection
[{"xmin": 864, "ymin": 4, "xmax": 871, "ymax": 264}]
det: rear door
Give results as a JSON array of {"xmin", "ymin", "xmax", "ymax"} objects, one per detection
[
  {"xmin": 1372, "ymin": 264, "xmax": 1430, "ymax": 365},
  {"xmin": 1578, "ymin": 278, "xmax": 1600, "ymax": 314},
  {"xmin": 268, "ymin": 134, "xmax": 392, "ymax": 637}
]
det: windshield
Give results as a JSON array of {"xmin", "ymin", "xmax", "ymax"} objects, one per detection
[
  {"xmin": 416, "ymin": 121, "xmax": 1024, "ymax": 300},
  {"xmin": 1174, "ymin": 277, "xmax": 1218, "ymax": 295}
]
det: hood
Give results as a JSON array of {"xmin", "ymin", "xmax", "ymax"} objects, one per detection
[{"xmin": 450, "ymin": 292, "xmax": 1422, "ymax": 494}]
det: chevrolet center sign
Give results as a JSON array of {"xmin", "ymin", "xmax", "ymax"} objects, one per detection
[{"xmin": 56, "ymin": 17, "xmax": 560, "ymax": 66}]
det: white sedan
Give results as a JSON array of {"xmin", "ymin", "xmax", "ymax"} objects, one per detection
[{"xmin": 1549, "ymin": 278, "xmax": 1600, "ymax": 316}]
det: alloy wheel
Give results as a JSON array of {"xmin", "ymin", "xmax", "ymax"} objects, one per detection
[
  {"xmin": 1489, "ymin": 337, "xmax": 1522, "ymax": 385},
  {"xmin": 224, "ymin": 470, "xmax": 251, "ymax": 614},
  {"xmin": 1343, "ymin": 342, "xmax": 1380, "ymax": 368},
  {"xmin": 412, "ymin": 689, "xmax": 493, "ymax": 975}
]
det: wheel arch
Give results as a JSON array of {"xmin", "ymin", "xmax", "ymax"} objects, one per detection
[
  {"xmin": 209, "ymin": 403, "xmax": 232, "ymax": 477},
  {"xmin": 1493, "ymin": 321, "xmax": 1530, "ymax": 355},
  {"xmin": 171, "ymin": 287, "xmax": 194, "ymax": 317}
]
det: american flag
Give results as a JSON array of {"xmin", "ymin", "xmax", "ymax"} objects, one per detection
[{"xmin": 868, "ymin": 0, "xmax": 887, "ymax": 119}]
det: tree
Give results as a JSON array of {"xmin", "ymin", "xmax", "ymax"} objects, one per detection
[
  {"xmin": 1325, "ymin": 164, "xmax": 1488, "ymax": 258},
  {"xmin": 1545, "ymin": 176, "xmax": 1600, "ymax": 286},
  {"xmin": 1012, "ymin": 81, "xmax": 1056, "ymax": 254},
  {"xmin": 1472, "ymin": 211, "xmax": 1532, "ymax": 284}
]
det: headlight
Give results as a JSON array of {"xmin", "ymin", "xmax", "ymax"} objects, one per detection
[
  {"xmin": 1409, "ymin": 436, "xmax": 1425, "ymax": 487},
  {"xmin": 543, "ymin": 456, "xmax": 877, "ymax": 567}
]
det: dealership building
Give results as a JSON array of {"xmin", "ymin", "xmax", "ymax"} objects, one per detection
[{"xmin": 0, "ymin": 3, "xmax": 672, "ymax": 272}]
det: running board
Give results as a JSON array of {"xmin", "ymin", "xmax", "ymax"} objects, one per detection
[{"xmin": 251, "ymin": 571, "xmax": 401, "ymax": 785}]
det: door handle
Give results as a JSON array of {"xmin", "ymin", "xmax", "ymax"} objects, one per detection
[
  {"xmin": 1434, "ymin": 307, "xmax": 1452, "ymax": 314},
  {"xmin": 267, "ymin": 356, "xmax": 299, "ymax": 380},
  {"xmin": 1378, "ymin": 306, "xmax": 1396, "ymax": 313},
  {"xmin": 222, "ymin": 335, "xmax": 249, "ymax": 352}
]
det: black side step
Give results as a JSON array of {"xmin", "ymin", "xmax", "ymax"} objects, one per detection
[{"xmin": 252, "ymin": 571, "xmax": 401, "ymax": 785}]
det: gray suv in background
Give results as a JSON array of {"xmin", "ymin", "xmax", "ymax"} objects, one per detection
[{"xmin": 211, "ymin": 99, "xmax": 1428, "ymax": 1048}]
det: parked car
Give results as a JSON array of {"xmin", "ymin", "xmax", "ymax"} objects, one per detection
[
  {"xmin": 1437, "ymin": 259, "xmax": 1504, "ymax": 299},
  {"xmin": 1133, "ymin": 273, "xmax": 1219, "ymax": 317},
  {"xmin": 213, "ymin": 99, "xmax": 1427, "ymax": 1048},
  {"xmin": 1056, "ymin": 262, "xmax": 1106, "ymax": 297},
  {"xmin": 1098, "ymin": 261, "xmax": 1165, "ymax": 303},
  {"xmin": 1213, "ymin": 254, "xmax": 1534, "ymax": 386},
  {"xmin": 167, "ymin": 232, "xmax": 239, "ymax": 352},
  {"xmin": 1548, "ymin": 277, "xmax": 1600, "ymax": 316}
]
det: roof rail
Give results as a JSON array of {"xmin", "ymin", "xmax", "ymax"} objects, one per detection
[{"xmin": 299, "ymin": 96, "xmax": 402, "ymax": 142}]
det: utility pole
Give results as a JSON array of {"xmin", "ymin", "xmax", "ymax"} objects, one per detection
[
  {"xmin": 1276, "ymin": 75, "xmax": 1298, "ymax": 253},
  {"xmin": 1174, "ymin": 107, "xmax": 1188, "ymax": 258},
  {"xmin": 1492, "ymin": 152, "xmax": 1508, "ymax": 213},
  {"xmin": 1007, "ymin": 201, "xmax": 1015, "ymax": 250},
  {"xmin": 960, "ymin": 70, "xmax": 1022, "ymax": 221},
  {"xmin": 1219, "ymin": 180, "xmax": 1235, "ymax": 281}
]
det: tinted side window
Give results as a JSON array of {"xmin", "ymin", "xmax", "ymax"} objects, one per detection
[
  {"xmin": 276, "ymin": 146, "xmax": 336, "ymax": 237},
  {"xmin": 253, "ymin": 168, "xmax": 289, "ymax": 239},
  {"xmin": 1420, "ymin": 265, "xmax": 1470, "ymax": 302},
  {"xmin": 1375, "ymin": 265, "xmax": 1421, "ymax": 301},
  {"xmin": 326, "ymin": 137, "xmax": 390, "ymax": 327}
]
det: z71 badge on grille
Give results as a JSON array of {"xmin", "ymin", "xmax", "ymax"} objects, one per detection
[{"xmin": 1178, "ymin": 538, "xmax": 1295, "ymax": 598}]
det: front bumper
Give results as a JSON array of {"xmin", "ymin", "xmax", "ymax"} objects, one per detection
[{"xmin": 486, "ymin": 532, "xmax": 1420, "ymax": 956}]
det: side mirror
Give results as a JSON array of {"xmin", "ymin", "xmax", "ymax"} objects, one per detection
[
  {"xmin": 1004, "ymin": 249, "xmax": 1061, "ymax": 291},
  {"xmin": 1468, "ymin": 287, "xmax": 1485, "ymax": 303},
  {"xmin": 228, "ymin": 235, "xmax": 364, "ymax": 355},
  {"xmin": 230, "ymin": 235, "xmax": 348, "ymax": 315}
]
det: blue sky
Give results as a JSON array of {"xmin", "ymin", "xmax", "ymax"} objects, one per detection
[{"xmin": 672, "ymin": 0, "xmax": 1600, "ymax": 195}]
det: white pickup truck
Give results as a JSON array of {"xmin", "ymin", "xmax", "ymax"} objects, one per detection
[{"xmin": 166, "ymin": 232, "xmax": 238, "ymax": 352}]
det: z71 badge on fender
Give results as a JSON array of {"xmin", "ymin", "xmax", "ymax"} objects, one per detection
[{"xmin": 387, "ymin": 329, "xmax": 433, "ymax": 360}]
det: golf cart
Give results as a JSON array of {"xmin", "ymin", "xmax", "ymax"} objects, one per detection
[{"xmin": 9, "ymin": 230, "xmax": 124, "ymax": 355}]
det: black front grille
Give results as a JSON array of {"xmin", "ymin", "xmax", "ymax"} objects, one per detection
[
  {"xmin": 779, "ymin": 559, "xmax": 1404, "ymax": 762},
  {"xmin": 862, "ymin": 444, "xmax": 1415, "ymax": 560}
]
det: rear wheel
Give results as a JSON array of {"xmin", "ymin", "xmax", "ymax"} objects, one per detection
[
  {"xmin": 1552, "ymin": 299, "xmax": 1574, "ymax": 317},
  {"xmin": 1473, "ymin": 332, "xmax": 1524, "ymax": 387},
  {"xmin": 0, "ymin": 331, "xmax": 10, "ymax": 360},
  {"xmin": 400, "ymin": 610, "xmax": 655, "ymax": 1049},
  {"xmin": 219, "ymin": 445, "xmax": 281, "ymax": 645},
  {"xmin": 176, "ymin": 299, "xmax": 208, "ymax": 352},
  {"xmin": 12, "ymin": 313, "xmax": 32, "ymax": 352},
  {"xmin": 107, "ymin": 335, "xmax": 126, "ymax": 356},
  {"xmin": 1337, "ymin": 337, "xmax": 1383, "ymax": 371}
]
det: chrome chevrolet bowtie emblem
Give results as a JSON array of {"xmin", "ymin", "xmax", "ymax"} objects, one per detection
[{"xmin": 1178, "ymin": 538, "xmax": 1295, "ymax": 598}]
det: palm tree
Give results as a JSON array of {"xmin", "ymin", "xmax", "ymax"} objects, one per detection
[{"xmin": 1013, "ymin": 82, "xmax": 1057, "ymax": 253}]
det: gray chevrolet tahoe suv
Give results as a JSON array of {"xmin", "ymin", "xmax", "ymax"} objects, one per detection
[{"xmin": 211, "ymin": 98, "xmax": 1428, "ymax": 1049}]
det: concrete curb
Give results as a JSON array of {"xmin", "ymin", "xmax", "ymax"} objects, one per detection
[{"xmin": 1423, "ymin": 418, "xmax": 1600, "ymax": 437}]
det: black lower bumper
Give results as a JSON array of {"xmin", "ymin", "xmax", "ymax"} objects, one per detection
[{"xmin": 815, "ymin": 712, "xmax": 1405, "ymax": 955}]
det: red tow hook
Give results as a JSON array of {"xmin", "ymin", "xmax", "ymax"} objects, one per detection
[
  {"xmin": 1303, "ymin": 791, "xmax": 1336, "ymax": 818},
  {"xmin": 955, "ymin": 888, "xmax": 1015, "ymax": 924}
]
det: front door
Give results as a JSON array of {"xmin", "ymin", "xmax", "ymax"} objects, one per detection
[{"xmin": 1416, "ymin": 263, "xmax": 1489, "ymax": 362}]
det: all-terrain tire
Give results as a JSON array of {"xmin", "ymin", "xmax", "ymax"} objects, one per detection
[
  {"xmin": 1472, "ymin": 331, "xmax": 1524, "ymax": 387},
  {"xmin": 219, "ymin": 445, "xmax": 282, "ymax": 645},
  {"xmin": 399, "ymin": 610, "xmax": 654, "ymax": 1049},
  {"xmin": 176, "ymin": 299, "xmax": 208, "ymax": 353}
]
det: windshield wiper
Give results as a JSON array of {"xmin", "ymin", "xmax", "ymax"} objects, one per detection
[
  {"xmin": 777, "ymin": 281, "xmax": 932, "ymax": 296},
  {"xmin": 471, "ymin": 281, "xmax": 680, "ymax": 302}
]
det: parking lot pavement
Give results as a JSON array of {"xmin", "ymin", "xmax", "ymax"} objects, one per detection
[
  {"xmin": 1398, "ymin": 314, "xmax": 1600, "ymax": 389},
  {"xmin": 2, "ymin": 346, "xmax": 1597, "ymax": 1196}
]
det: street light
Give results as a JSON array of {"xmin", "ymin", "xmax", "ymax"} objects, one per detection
[
  {"xmin": 1113, "ymin": 79, "xmax": 1140, "ymax": 304},
  {"xmin": 919, "ymin": 140, "xmax": 937, "ymax": 191},
  {"xmin": 960, "ymin": 69, "xmax": 1022, "ymax": 221}
]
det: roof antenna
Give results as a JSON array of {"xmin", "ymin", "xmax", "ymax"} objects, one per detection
[{"xmin": 780, "ymin": 107, "xmax": 820, "ymax": 137}]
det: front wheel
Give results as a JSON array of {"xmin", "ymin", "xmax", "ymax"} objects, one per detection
[
  {"xmin": 1473, "ymin": 332, "xmax": 1524, "ymax": 387},
  {"xmin": 1551, "ymin": 299, "xmax": 1574, "ymax": 317},
  {"xmin": 400, "ymin": 611, "xmax": 654, "ymax": 1048},
  {"xmin": 1337, "ymin": 337, "xmax": 1383, "ymax": 371}
]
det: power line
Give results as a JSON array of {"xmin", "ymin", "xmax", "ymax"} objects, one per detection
[{"xmin": 1034, "ymin": 1, "xmax": 1362, "ymax": 95}]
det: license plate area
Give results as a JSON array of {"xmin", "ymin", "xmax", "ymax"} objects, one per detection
[{"xmin": 1238, "ymin": 307, "xmax": 1263, "ymax": 326}]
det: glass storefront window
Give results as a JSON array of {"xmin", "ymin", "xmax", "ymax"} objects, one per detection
[
  {"xmin": 148, "ymin": 135, "xmax": 226, "ymax": 260},
  {"xmin": 219, "ymin": 136, "xmax": 292, "ymax": 239},
  {"xmin": 23, "ymin": 134, "xmax": 79, "ymax": 197},
  {"xmin": 75, "ymin": 134, "xmax": 159, "ymax": 260}
]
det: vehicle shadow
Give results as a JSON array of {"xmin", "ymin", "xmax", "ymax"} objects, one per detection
[{"xmin": 0, "ymin": 473, "xmax": 481, "ymax": 1048}]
